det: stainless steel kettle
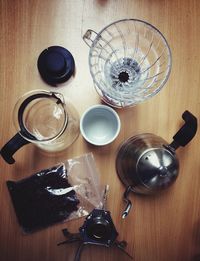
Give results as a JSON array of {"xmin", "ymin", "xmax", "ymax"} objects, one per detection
[{"xmin": 115, "ymin": 111, "xmax": 197, "ymax": 218}]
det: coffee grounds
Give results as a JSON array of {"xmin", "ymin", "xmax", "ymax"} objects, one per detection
[{"xmin": 7, "ymin": 164, "xmax": 80, "ymax": 233}]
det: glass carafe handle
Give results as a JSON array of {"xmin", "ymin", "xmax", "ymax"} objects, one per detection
[{"xmin": 0, "ymin": 133, "xmax": 30, "ymax": 164}]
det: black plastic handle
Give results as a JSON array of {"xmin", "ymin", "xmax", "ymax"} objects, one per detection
[
  {"xmin": 0, "ymin": 133, "xmax": 30, "ymax": 164},
  {"xmin": 169, "ymin": 110, "xmax": 198, "ymax": 151}
]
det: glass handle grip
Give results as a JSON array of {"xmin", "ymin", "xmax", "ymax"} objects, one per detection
[{"xmin": 82, "ymin": 29, "xmax": 98, "ymax": 47}]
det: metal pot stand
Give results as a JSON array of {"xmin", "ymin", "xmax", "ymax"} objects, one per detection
[{"xmin": 57, "ymin": 186, "xmax": 133, "ymax": 260}]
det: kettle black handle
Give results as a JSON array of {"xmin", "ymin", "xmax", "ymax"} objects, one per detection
[
  {"xmin": 0, "ymin": 133, "xmax": 30, "ymax": 164},
  {"xmin": 169, "ymin": 110, "xmax": 197, "ymax": 150}
]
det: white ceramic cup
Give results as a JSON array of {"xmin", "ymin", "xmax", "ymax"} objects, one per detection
[{"xmin": 80, "ymin": 105, "xmax": 121, "ymax": 146}]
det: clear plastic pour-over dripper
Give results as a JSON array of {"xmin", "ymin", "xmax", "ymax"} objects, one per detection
[{"xmin": 0, "ymin": 90, "xmax": 80, "ymax": 164}]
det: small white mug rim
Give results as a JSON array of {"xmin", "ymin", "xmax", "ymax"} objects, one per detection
[{"xmin": 80, "ymin": 104, "xmax": 121, "ymax": 146}]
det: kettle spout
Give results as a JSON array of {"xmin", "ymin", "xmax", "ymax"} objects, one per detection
[{"xmin": 122, "ymin": 186, "xmax": 133, "ymax": 219}]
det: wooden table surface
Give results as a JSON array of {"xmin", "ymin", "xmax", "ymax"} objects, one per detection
[{"xmin": 1, "ymin": 0, "xmax": 200, "ymax": 260}]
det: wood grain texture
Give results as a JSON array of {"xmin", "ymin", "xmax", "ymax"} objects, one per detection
[{"xmin": 0, "ymin": 0, "xmax": 200, "ymax": 260}]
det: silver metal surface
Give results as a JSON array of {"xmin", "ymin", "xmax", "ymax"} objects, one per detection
[
  {"xmin": 116, "ymin": 133, "xmax": 179, "ymax": 195},
  {"xmin": 136, "ymin": 148, "xmax": 179, "ymax": 191}
]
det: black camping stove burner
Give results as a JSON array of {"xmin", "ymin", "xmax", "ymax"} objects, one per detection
[{"xmin": 57, "ymin": 209, "xmax": 133, "ymax": 261}]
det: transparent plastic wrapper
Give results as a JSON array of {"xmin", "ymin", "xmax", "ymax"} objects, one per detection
[{"xmin": 7, "ymin": 153, "xmax": 103, "ymax": 233}]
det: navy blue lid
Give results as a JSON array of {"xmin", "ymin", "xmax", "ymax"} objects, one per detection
[{"xmin": 37, "ymin": 46, "xmax": 75, "ymax": 86}]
